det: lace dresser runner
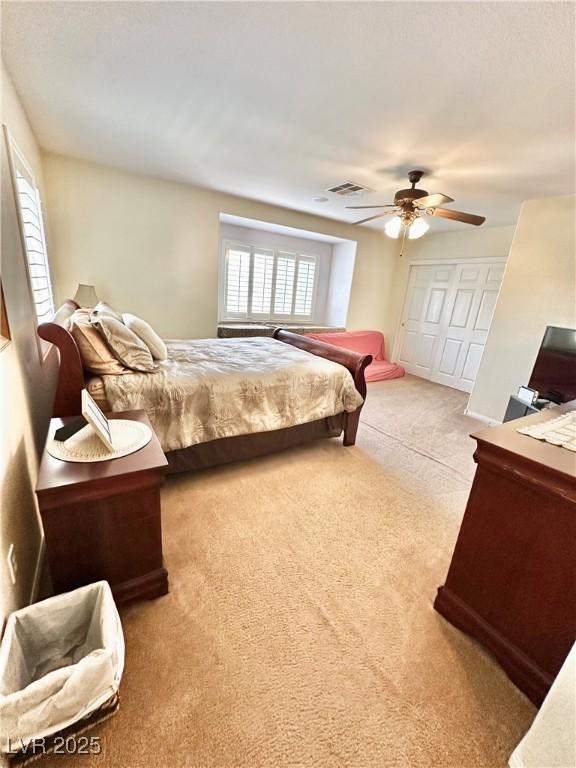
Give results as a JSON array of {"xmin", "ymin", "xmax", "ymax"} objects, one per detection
[{"xmin": 517, "ymin": 411, "xmax": 576, "ymax": 452}]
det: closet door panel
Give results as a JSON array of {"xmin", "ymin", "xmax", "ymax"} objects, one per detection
[
  {"xmin": 430, "ymin": 262, "xmax": 504, "ymax": 392},
  {"xmin": 475, "ymin": 289, "xmax": 499, "ymax": 332},
  {"xmin": 461, "ymin": 342, "xmax": 485, "ymax": 384},
  {"xmin": 437, "ymin": 337, "xmax": 464, "ymax": 376},
  {"xmin": 396, "ymin": 265, "xmax": 454, "ymax": 378},
  {"xmin": 397, "ymin": 260, "xmax": 504, "ymax": 391}
]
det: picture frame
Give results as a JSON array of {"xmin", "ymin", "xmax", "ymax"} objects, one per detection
[
  {"xmin": 81, "ymin": 389, "xmax": 114, "ymax": 451},
  {"xmin": 517, "ymin": 385, "xmax": 538, "ymax": 406}
]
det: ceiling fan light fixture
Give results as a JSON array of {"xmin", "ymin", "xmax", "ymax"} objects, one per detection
[
  {"xmin": 350, "ymin": 171, "xmax": 485, "ymax": 233},
  {"xmin": 407, "ymin": 217, "xmax": 430, "ymax": 239},
  {"xmin": 384, "ymin": 216, "xmax": 403, "ymax": 239}
]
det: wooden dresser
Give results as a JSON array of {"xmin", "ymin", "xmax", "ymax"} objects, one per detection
[
  {"xmin": 36, "ymin": 410, "xmax": 169, "ymax": 605},
  {"xmin": 435, "ymin": 402, "xmax": 576, "ymax": 705}
]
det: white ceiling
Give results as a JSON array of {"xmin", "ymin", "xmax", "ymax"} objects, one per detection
[{"xmin": 2, "ymin": 2, "xmax": 575, "ymax": 232}]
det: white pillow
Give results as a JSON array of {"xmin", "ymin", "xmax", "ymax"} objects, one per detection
[
  {"xmin": 91, "ymin": 316, "xmax": 156, "ymax": 372},
  {"xmin": 92, "ymin": 300, "xmax": 123, "ymax": 323},
  {"xmin": 122, "ymin": 313, "xmax": 167, "ymax": 361}
]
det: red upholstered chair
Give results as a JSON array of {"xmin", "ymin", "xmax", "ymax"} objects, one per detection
[{"xmin": 306, "ymin": 331, "xmax": 405, "ymax": 383}]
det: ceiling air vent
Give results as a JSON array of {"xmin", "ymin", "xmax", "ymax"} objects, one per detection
[{"xmin": 325, "ymin": 181, "xmax": 374, "ymax": 197}]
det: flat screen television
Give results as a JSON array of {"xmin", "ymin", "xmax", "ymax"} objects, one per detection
[{"xmin": 528, "ymin": 326, "xmax": 576, "ymax": 404}]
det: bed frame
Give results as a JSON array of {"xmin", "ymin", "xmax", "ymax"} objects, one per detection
[{"xmin": 38, "ymin": 313, "xmax": 371, "ymax": 473}]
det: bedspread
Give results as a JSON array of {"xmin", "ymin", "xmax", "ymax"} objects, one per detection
[{"xmin": 101, "ymin": 337, "xmax": 363, "ymax": 451}]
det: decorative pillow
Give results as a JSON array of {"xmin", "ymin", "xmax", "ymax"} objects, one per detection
[
  {"xmin": 69, "ymin": 309, "xmax": 128, "ymax": 375},
  {"xmin": 53, "ymin": 299, "xmax": 80, "ymax": 329},
  {"xmin": 122, "ymin": 313, "xmax": 167, "ymax": 361},
  {"xmin": 92, "ymin": 300, "xmax": 123, "ymax": 323},
  {"xmin": 91, "ymin": 315, "xmax": 157, "ymax": 372}
]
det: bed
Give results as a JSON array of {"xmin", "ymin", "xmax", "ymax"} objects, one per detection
[{"xmin": 39, "ymin": 303, "xmax": 372, "ymax": 473}]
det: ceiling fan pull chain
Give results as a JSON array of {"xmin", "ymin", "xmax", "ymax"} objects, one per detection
[{"xmin": 399, "ymin": 225, "xmax": 408, "ymax": 258}]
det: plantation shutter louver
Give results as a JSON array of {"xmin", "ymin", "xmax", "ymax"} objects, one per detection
[
  {"xmin": 225, "ymin": 246, "xmax": 251, "ymax": 315},
  {"xmin": 11, "ymin": 144, "xmax": 54, "ymax": 325},
  {"xmin": 294, "ymin": 258, "xmax": 316, "ymax": 317},
  {"xmin": 273, "ymin": 252, "xmax": 296, "ymax": 315},
  {"xmin": 250, "ymin": 250, "xmax": 274, "ymax": 315}
]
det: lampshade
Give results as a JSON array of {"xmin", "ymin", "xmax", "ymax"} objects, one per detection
[
  {"xmin": 73, "ymin": 284, "xmax": 99, "ymax": 308},
  {"xmin": 384, "ymin": 216, "xmax": 403, "ymax": 239},
  {"xmin": 408, "ymin": 217, "xmax": 430, "ymax": 239}
]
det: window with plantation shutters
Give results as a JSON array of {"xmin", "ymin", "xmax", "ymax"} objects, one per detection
[
  {"xmin": 222, "ymin": 242, "xmax": 318, "ymax": 322},
  {"xmin": 10, "ymin": 139, "xmax": 54, "ymax": 325}
]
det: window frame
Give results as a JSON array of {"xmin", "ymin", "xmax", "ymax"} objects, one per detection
[
  {"xmin": 0, "ymin": 282, "xmax": 11, "ymax": 352},
  {"xmin": 220, "ymin": 239, "xmax": 319, "ymax": 323},
  {"xmin": 4, "ymin": 127, "xmax": 55, "ymax": 362}
]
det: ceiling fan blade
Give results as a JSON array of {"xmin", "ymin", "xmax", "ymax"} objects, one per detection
[
  {"xmin": 431, "ymin": 208, "xmax": 485, "ymax": 226},
  {"xmin": 346, "ymin": 204, "xmax": 396, "ymax": 210},
  {"xmin": 414, "ymin": 193, "xmax": 454, "ymax": 208},
  {"xmin": 354, "ymin": 211, "xmax": 397, "ymax": 225}
]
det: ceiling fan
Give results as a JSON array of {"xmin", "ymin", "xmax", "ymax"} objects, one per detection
[{"xmin": 346, "ymin": 170, "xmax": 486, "ymax": 243}]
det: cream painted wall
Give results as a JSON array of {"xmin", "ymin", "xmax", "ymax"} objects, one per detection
[
  {"xmin": 405, "ymin": 224, "xmax": 516, "ymax": 263},
  {"xmin": 326, "ymin": 241, "xmax": 357, "ymax": 328},
  {"xmin": 1, "ymin": 62, "xmax": 57, "ymax": 627},
  {"xmin": 388, "ymin": 225, "xmax": 515, "ymax": 359},
  {"xmin": 43, "ymin": 154, "xmax": 399, "ymax": 341},
  {"xmin": 468, "ymin": 195, "xmax": 576, "ymax": 421}
]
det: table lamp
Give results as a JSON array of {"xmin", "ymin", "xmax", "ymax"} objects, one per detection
[{"xmin": 73, "ymin": 284, "xmax": 99, "ymax": 308}]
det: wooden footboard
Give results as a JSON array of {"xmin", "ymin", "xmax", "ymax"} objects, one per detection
[{"xmin": 273, "ymin": 329, "xmax": 372, "ymax": 446}]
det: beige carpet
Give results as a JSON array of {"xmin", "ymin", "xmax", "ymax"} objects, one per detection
[{"xmin": 42, "ymin": 376, "xmax": 536, "ymax": 768}]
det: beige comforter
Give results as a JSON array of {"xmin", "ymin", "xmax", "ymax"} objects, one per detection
[{"xmin": 101, "ymin": 337, "xmax": 363, "ymax": 451}]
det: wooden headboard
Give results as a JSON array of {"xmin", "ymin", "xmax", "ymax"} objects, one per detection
[{"xmin": 38, "ymin": 300, "xmax": 85, "ymax": 417}]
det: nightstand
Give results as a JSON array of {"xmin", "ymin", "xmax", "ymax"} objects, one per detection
[{"xmin": 36, "ymin": 410, "xmax": 169, "ymax": 604}]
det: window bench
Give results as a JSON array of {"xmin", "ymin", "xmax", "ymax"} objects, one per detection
[{"xmin": 217, "ymin": 323, "xmax": 345, "ymax": 339}]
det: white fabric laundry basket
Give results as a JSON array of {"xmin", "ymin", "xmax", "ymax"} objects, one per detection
[
  {"xmin": 509, "ymin": 642, "xmax": 576, "ymax": 768},
  {"xmin": 0, "ymin": 581, "xmax": 124, "ymax": 754}
]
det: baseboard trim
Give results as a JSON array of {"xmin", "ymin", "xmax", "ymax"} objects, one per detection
[
  {"xmin": 29, "ymin": 536, "xmax": 46, "ymax": 604},
  {"xmin": 111, "ymin": 567, "xmax": 169, "ymax": 605},
  {"xmin": 464, "ymin": 408, "xmax": 501, "ymax": 426},
  {"xmin": 434, "ymin": 586, "xmax": 551, "ymax": 706}
]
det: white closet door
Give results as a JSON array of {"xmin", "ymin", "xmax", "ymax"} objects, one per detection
[
  {"xmin": 397, "ymin": 261, "xmax": 504, "ymax": 392},
  {"xmin": 397, "ymin": 264, "xmax": 455, "ymax": 378},
  {"xmin": 430, "ymin": 262, "xmax": 504, "ymax": 392}
]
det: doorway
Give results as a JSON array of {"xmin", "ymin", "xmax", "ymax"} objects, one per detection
[{"xmin": 395, "ymin": 259, "xmax": 505, "ymax": 393}]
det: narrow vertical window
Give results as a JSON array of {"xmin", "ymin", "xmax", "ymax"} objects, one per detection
[{"xmin": 8, "ymin": 136, "xmax": 55, "ymax": 325}]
